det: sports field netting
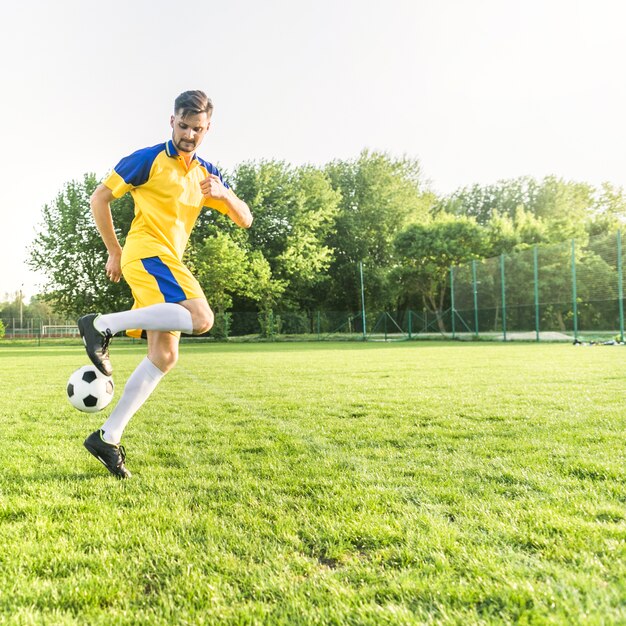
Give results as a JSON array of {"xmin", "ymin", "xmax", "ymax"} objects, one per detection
[
  {"xmin": 2, "ymin": 231, "xmax": 624, "ymax": 343},
  {"xmin": 452, "ymin": 231, "xmax": 624, "ymax": 341}
]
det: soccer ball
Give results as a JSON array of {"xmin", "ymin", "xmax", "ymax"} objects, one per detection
[{"xmin": 67, "ymin": 365, "xmax": 115, "ymax": 413}]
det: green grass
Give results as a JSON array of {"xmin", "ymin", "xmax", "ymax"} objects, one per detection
[{"xmin": 0, "ymin": 341, "xmax": 624, "ymax": 625}]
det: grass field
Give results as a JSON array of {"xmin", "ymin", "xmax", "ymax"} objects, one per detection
[{"xmin": 0, "ymin": 340, "xmax": 624, "ymax": 625}]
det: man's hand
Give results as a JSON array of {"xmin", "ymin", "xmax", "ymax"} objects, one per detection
[
  {"xmin": 105, "ymin": 250, "xmax": 122, "ymax": 283},
  {"xmin": 200, "ymin": 174, "xmax": 228, "ymax": 201},
  {"xmin": 200, "ymin": 174, "xmax": 253, "ymax": 229}
]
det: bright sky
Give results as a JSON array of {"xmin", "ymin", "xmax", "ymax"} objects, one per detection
[{"xmin": 1, "ymin": 0, "xmax": 625, "ymax": 300}]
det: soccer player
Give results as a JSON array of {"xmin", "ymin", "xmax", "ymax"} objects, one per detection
[{"xmin": 79, "ymin": 90, "xmax": 252, "ymax": 479}]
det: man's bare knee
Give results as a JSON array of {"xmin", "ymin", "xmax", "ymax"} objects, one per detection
[
  {"xmin": 147, "ymin": 331, "xmax": 179, "ymax": 373},
  {"xmin": 148, "ymin": 346, "xmax": 178, "ymax": 373},
  {"xmin": 179, "ymin": 299, "xmax": 214, "ymax": 335},
  {"xmin": 193, "ymin": 308, "xmax": 214, "ymax": 335}
]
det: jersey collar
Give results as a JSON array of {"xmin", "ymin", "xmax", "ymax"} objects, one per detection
[{"xmin": 165, "ymin": 139, "xmax": 198, "ymax": 161}]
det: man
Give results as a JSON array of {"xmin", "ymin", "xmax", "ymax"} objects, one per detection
[{"xmin": 79, "ymin": 90, "xmax": 252, "ymax": 479}]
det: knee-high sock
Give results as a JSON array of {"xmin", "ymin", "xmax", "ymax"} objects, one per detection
[
  {"xmin": 101, "ymin": 357, "xmax": 165, "ymax": 444},
  {"xmin": 94, "ymin": 303, "xmax": 193, "ymax": 336}
]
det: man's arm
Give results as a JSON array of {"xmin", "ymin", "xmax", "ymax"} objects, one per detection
[
  {"xmin": 90, "ymin": 184, "xmax": 124, "ymax": 283},
  {"xmin": 200, "ymin": 174, "xmax": 253, "ymax": 228}
]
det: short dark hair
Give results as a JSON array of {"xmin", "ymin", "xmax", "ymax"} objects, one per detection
[{"xmin": 174, "ymin": 90, "xmax": 213, "ymax": 118}]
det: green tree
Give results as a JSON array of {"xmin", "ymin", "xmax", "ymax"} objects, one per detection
[
  {"xmin": 483, "ymin": 206, "xmax": 548, "ymax": 257},
  {"xmin": 276, "ymin": 166, "xmax": 340, "ymax": 308},
  {"xmin": 0, "ymin": 292, "xmax": 60, "ymax": 331},
  {"xmin": 245, "ymin": 251, "xmax": 287, "ymax": 337},
  {"xmin": 231, "ymin": 160, "xmax": 340, "ymax": 310},
  {"xmin": 393, "ymin": 215, "xmax": 487, "ymax": 332},
  {"xmin": 533, "ymin": 176, "xmax": 592, "ymax": 241},
  {"xmin": 0, "ymin": 291, "xmax": 25, "ymax": 324},
  {"xmin": 440, "ymin": 176, "xmax": 603, "ymax": 245},
  {"xmin": 533, "ymin": 241, "xmax": 619, "ymax": 332},
  {"xmin": 193, "ymin": 234, "xmax": 285, "ymax": 338},
  {"xmin": 324, "ymin": 150, "xmax": 433, "ymax": 312},
  {"xmin": 193, "ymin": 232, "xmax": 250, "ymax": 338},
  {"xmin": 29, "ymin": 174, "xmax": 134, "ymax": 317},
  {"xmin": 26, "ymin": 295, "xmax": 56, "ymax": 323},
  {"xmin": 439, "ymin": 177, "xmax": 540, "ymax": 225},
  {"xmin": 586, "ymin": 182, "xmax": 626, "ymax": 236},
  {"xmin": 575, "ymin": 251, "xmax": 620, "ymax": 330}
]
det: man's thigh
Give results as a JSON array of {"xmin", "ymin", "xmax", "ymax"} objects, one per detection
[{"xmin": 179, "ymin": 297, "xmax": 213, "ymax": 317}]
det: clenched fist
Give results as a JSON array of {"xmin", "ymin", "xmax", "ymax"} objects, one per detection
[{"xmin": 200, "ymin": 174, "xmax": 228, "ymax": 201}]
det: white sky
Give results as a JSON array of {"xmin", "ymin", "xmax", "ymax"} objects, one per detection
[{"xmin": 1, "ymin": 0, "xmax": 625, "ymax": 300}]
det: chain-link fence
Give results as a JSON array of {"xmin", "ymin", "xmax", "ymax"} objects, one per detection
[
  {"xmin": 2, "ymin": 231, "xmax": 623, "ymax": 344},
  {"xmin": 451, "ymin": 230, "xmax": 624, "ymax": 342}
]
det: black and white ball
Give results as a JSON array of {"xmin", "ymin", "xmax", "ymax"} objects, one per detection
[{"xmin": 67, "ymin": 365, "xmax": 114, "ymax": 413}]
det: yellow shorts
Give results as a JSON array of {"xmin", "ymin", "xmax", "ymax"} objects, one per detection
[{"xmin": 122, "ymin": 255, "xmax": 205, "ymax": 338}]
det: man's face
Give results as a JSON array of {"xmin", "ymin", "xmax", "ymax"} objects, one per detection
[{"xmin": 170, "ymin": 110, "xmax": 211, "ymax": 154}]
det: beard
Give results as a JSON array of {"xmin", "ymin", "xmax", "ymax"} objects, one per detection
[{"xmin": 173, "ymin": 136, "xmax": 196, "ymax": 153}]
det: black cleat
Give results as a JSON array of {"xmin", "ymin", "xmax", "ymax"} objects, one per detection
[
  {"xmin": 78, "ymin": 313, "xmax": 113, "ymax": 376},
  {"xmin": 84, "ymin": 430, "xmax": 132, "ymax": 479}
]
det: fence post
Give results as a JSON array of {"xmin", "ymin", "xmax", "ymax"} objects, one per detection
[
  {"xmin": 533, "ymin": 245, "xmax": 540, "ymax": 342},
  {"xmin": 359, "ymin": 262, "xmax": 367, "ymax": 340},
  {"xmin": 317, "ymin": 310, "xmax": 321, "ymax": 341},
  {"xmin": 618, "ymin": 230, "xmax": 624, "ymax": 343},
  {"xmin": 450, "ymin": 266, "xmax": 456, "ymax": 339},
  {"xmin": 471, "ymin": 260, "xmax": 479, "ymax": 338},
  {"xmin": 500, "ymin": 253, "xmax": 507, "ymax": 341},
  {"xmin": 571, "ymin": 240, "xmax": 578, "ymax": 341},
  {"xmin": 408, "ymin": 310, "xmax": 412, "ymax": 340}
]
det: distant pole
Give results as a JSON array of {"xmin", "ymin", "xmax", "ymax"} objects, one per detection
[
  {"xmin": 617, "ymin": 230, "xmax": 624, "ymax": 343},
  {"xmin": 571, "ymin": 240, "xmax": 578, "ymax": 341},
  {"xmin": 533, "ymin": 245, "xmax": 540, "ymax": 342},
  {"xmin": 472, "ymin": 260, "xmax": 479, "ymax": 338},
  {"xmin": 359, "ymin": 262, "xmax": 367, "ymax": 340},
  {"xmin": 19, "ymin": 284, "xmax": 24, "ymax": 328},
  {"xmin": 450, "ymin": 266, "xmax": 456, "ymax": 339},
  {"xmin": 500, "ymin": 254, "xmax": 507, "ymax": 341}
]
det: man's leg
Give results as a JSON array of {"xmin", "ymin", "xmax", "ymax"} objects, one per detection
[
  {"xmin": 83, "ymin": 331, "xmax": 179, "ymax": 478},
  {"xmin": 100, "ymin": 330, "xmax": 179, "ymax": 443},
  {"xmin": 94, "ymin": 302, "xmax": 212, "ymax": 444},
  {"xmin": 78, "ymin": 255, "xmax": 213, "ymax": 375},
  {"xmin": 78, "ymin": 304, "xmax": 191, "ymax": 376},
  {"xmin": 78, "ymin": 299, "xmax": 213, "ymax": 375},
  {"xmin": 96, "ymin": 303, "xmax": 194, "ymax": 336}
]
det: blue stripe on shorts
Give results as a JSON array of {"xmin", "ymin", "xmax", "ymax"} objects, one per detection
[{"xmin": 141, "ymin": 257, "xmax": 187, "ymax": 303}]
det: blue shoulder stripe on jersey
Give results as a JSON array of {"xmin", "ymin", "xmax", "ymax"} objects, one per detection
[
  {"xmin": 196, "ymin": 156, "xmax": 230, "ymax": 189},
  {"xmin": 114, "ymin": 143, "xmax": 166, "ymax": 187}
]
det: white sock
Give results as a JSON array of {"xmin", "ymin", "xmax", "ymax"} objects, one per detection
[
  {"xmin": 101, "ymin": 357, "xmax": 165, "ymax": 444},
  {"xmin": 94, "ymin": 303, "xmax": 193, "ymax": 336}
]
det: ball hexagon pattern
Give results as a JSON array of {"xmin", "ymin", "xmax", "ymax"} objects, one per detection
[{"xmin": 67, "ymin": 365, "xmax": 115, "ymax": 413}]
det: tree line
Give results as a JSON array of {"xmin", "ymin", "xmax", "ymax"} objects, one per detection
[{"xmin": 26, "ymin": 150, "xmax": 626, "ymax": 337}]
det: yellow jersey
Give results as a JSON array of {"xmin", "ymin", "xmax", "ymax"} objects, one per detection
[{"xmin": 103, "ymin": 140, "xmax": 229, "ymax": 266}]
